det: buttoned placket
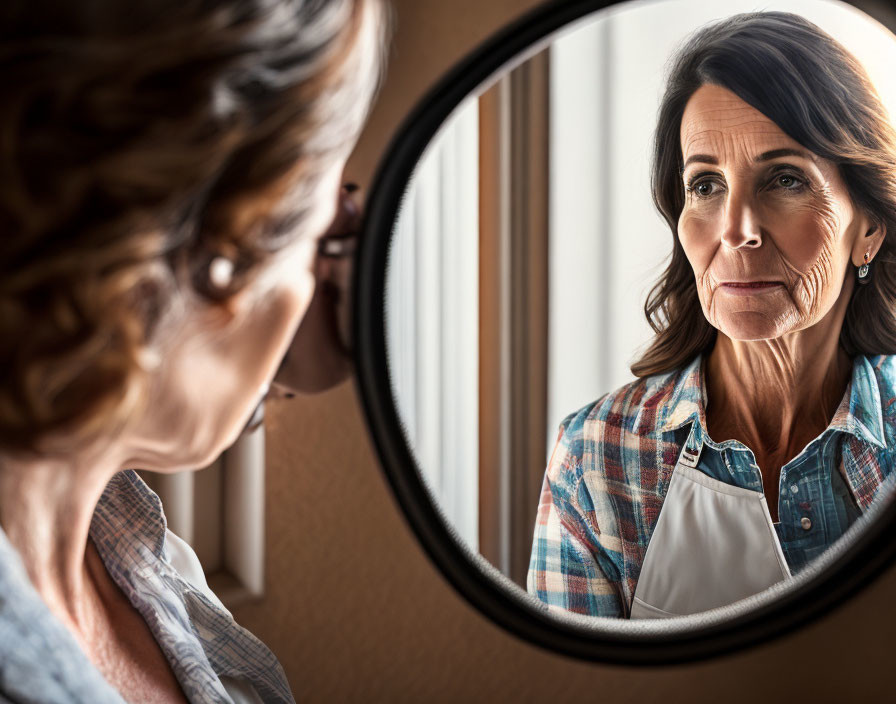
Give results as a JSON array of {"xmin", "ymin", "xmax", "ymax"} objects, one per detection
[{"xmin": 686, "ymin": 419, "xmax": 864, "ymax": 573}]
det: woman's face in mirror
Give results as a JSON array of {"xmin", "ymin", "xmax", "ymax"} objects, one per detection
[
  {"xmin": 677, "ymin": 83, "xmax": 875, "ymax": 342},
  {"xmin": 380, "ymin": 0, "xmax": 896, "ymax": 639}
]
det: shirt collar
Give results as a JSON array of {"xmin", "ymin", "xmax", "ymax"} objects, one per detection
[
  {"xmin": 92, "ymin": 470, "xmax": 295, "ymax": 703},
  {"xmin": 828, "ymin": 355, "xmax": 887, "ymax": 449},
  {"xmin": 652, "ymin": 354, "xmax": 707, "ymax": 434},
  {"xmin": 644, "ymin": 352, "xmax": 888, "ymax": 449}
]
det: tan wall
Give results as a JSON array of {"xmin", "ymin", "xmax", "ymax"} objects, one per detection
[{"xmin": 231, "ymin": 1, "xmax": 896, "ymax": 700}]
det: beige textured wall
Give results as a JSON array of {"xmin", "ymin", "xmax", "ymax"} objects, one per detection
[{"xmin": 231, "ymin": 1, "xmax": 896, "ymax": 700}]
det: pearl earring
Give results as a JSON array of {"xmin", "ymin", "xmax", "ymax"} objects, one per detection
[
  {"xmin": 857, "ymin": 252, "xmax": 872, "ymax": 285},
  {"xmin": 208, "ymin": 256, "xmax": 235, "ymax": 290}
]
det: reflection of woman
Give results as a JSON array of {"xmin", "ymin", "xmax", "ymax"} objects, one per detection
[
  {"xmin": 0, "ymin": 0, "xmax": 383, "ymax": 700},
  {"xmin": 528, "ymin": 12, "xmax": 896, "ymax": 619}
]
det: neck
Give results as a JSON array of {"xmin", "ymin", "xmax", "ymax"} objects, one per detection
[
  {"xmin": 705, "ymin": 309, "xmax": 852, "ymax": 459},
  {"xmin": 0, "ymin": 448, "xmax": 122, "ymax": 639}
]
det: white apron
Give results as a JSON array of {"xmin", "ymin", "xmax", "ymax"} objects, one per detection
[{"xmin": 629, "ymin": 423, "xmax": 792, "ymax": 619}]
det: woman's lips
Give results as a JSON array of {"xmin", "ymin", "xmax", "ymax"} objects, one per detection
[{"xmin": 719, "ymin": 281, "xmax": 784, "ymax": 295}]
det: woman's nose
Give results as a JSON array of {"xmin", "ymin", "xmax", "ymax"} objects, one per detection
[{"xmin": 720, "ymin": 192, "xmax": 762, "ymax": 250}]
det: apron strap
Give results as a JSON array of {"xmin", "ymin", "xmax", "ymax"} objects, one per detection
[{"xmin": 678, "ymin": 421, "xmax": 704, "ymax": 468}]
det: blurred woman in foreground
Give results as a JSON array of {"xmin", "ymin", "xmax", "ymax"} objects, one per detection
[{"xmin": 0, "ymin": 0, "xmax": 386, "ymax": 700}]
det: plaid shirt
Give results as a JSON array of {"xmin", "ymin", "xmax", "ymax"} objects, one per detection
[
  {"xmin": 527, "ymin": 353, "xmax": 896, "ymax": 618},
  {"xmin": 0, "ymin": 470, "xmax": 294, "ymax": 703}
]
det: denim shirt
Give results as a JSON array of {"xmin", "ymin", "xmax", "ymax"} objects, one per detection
[
  {"xmin": 687, "ymin": 417, "xmax": 863, "ymax": 574},
  {"xmin": 0, "ymin": 470, "xmax": 294, "ymax": 703},
  {"xmin": 528, "ymin": 353, "xmax": 896, "ymax": 617}
]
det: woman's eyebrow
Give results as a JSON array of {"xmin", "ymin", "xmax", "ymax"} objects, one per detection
[
  {"xmin": 681, "ymin": 147, "xmax": 812, "ymax": 174},
  {"xmin": 682, "ymin": 153, "xmax": 718, "ymax": 170},
  {"xmin": 264, "ymin": 208, "xmax": 308, "ymax": 238},
  {"xmin": 754, "ymin": 147, "xmax": 812, "ymax": 162}
]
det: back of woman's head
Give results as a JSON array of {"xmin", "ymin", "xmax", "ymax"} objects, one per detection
[
  {"xmin": 0, "ymin": 0, "xmax": 386, "ymax": 454},
  {"xmin": 632, "ymin": 11, "xmax": 896, "ymax": 378}
]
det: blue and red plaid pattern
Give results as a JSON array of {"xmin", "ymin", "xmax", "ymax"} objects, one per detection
[{"xmin": 527, "ymin": 353, "xmax": 896, "ymax": 618}]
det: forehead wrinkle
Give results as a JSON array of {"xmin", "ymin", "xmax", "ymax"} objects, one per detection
[
  {"xmin": 681, "ymin": 86, "xmax": 806, "ymax": 163},
  {"xmin": 682, "ymin": 122, "xmax": 798, "ymax": 156},
  {"xmin": 689, "ymin": 115, "xmax": 777, "ymax": 132},
  {"xmin": 682, "ymin": 133, "xmax": 813, "ymax": 176},
  {"xmin": 682, "ymin": 97, "xmax": 771, "ymax": 127}
]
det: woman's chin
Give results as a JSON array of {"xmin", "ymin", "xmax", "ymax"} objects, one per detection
[
  {"xmin": 715, "ymin": 311, "xmax": 794, "ymax": 342},
  {"xmin": 127, "ymin": 418, "xmax": 247, "ymax": 473}
]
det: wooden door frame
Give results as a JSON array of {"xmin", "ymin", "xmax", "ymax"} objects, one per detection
[{"xmin": 478, "ymin": 49, "xmax": 550, "ymax": 586}]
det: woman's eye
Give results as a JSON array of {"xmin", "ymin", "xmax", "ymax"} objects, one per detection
[
  {"xmin": 772, "ymin": 172, "xmax": 805, "ymax": 191},
  {"xmin": 687, "ymin": 179, "xmax": 720, "ymax": 198}
]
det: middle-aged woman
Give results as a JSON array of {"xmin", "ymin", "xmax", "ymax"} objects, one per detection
[
  {"xmin": 0, "ymin": 0, "xmax": 386, "ymax": 701},
  {"xmin": 528, "ymin": 11, "xmax": 896, "ymax": 620}
]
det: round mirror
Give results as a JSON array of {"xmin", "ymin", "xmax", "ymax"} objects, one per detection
[{"xmin": 355, "ymin": 0, "xmax": 896, "ymax": 662}]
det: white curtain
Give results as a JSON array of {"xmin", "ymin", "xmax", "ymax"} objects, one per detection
[{"xmin": 386, "ymin": 97, "xmax": 480, "ymax": 549}]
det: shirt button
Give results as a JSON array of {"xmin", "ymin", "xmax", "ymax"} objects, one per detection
[
  {"xmin": 800, "ymin": 517, "xmax": 812, "ymax": 531},
  {"xmin": 790, "ymin": 484, "xmax": 799, "ymax": 494}
]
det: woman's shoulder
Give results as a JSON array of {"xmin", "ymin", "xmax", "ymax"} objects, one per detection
[
  {"xmin": 863, "ymin": 354, "xmax": 896, "ymax": 440},
  {"xmin": 866, "ymin": 353, "xmax": 896, "ymax": 383},
  {"xmin": 861, "ymin": 353, "xmax": 896, "ymax": 412},
  {"xmin": 553, "ymin": 364, "xmax": 693, "ymax": 463}
]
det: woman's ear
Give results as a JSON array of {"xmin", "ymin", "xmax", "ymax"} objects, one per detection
[
  {"xmin": 853, "ymin": 218, "xmax": 887, "ymax": 266},
  {"xmin": 270, "ymin": 185, "xmax": 360, "ymax": 396}
]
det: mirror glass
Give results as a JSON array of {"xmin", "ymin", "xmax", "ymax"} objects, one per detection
[{"xmin": 383, "ymin": 0, "xmax": 896, "ymax": 621}]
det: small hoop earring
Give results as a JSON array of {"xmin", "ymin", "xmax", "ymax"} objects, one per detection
[
  {"xmin": 857, "ymin": 252, "xmax": 872, "ymax": 285},
  {"xmin": 208, "ymin": 256, "xmax": 235, "ymax": 290}
]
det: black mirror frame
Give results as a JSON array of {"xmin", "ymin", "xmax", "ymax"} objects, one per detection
[{"xmin": 352, "ymin": 0, "xmax": 896, "ymax": 664}]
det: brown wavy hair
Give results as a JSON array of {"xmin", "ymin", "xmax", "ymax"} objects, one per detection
[
  {"xmin": 631, "ymin": 11, "xmax": 896, "ymax": 378},
  {"xmin": 0, "ymin": 0, "xmax": 387, "ymax": 454}
]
